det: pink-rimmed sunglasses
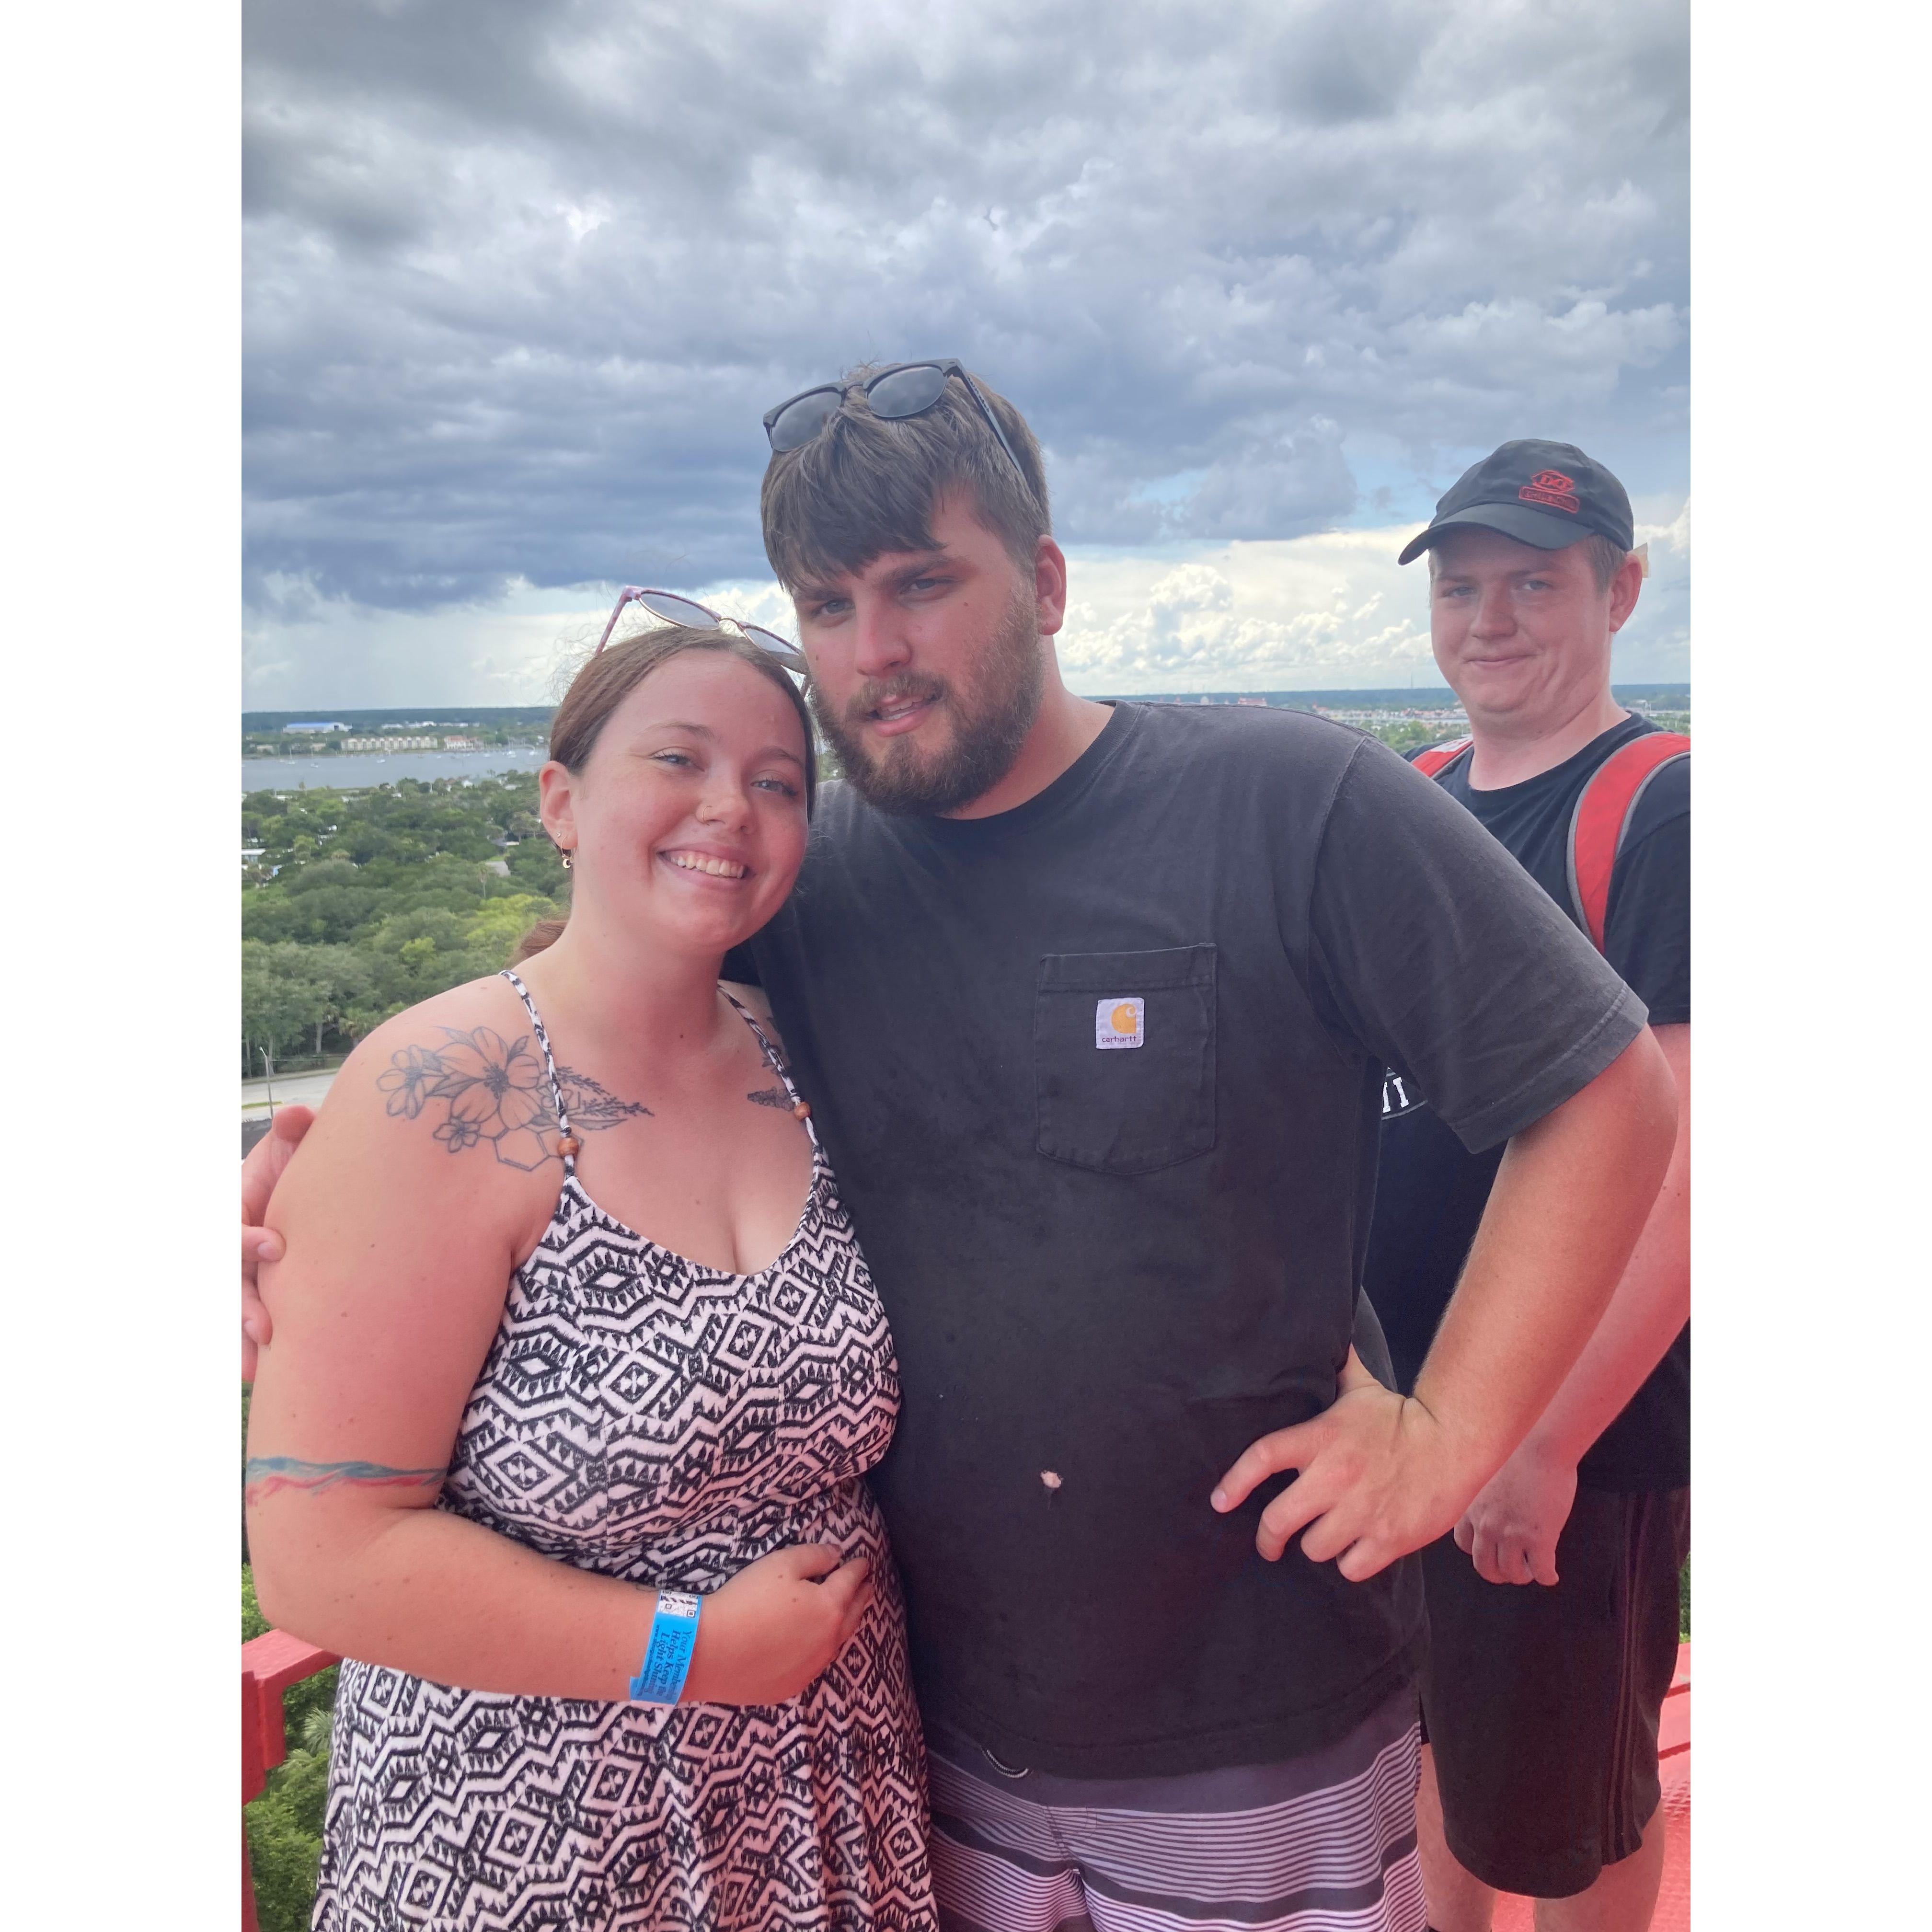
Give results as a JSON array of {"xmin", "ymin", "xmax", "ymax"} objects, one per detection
[{"xmin": 595, "ymin": 586, "xmax": 806, "ymax": 670}]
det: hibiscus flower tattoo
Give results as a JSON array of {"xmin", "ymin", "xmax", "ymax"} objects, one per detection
[{"xmin": 377, "ymin": 1028, "xmax": 650, "ymax": 1168}]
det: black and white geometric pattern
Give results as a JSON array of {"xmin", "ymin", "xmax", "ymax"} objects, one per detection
[{"xmin": 313, "ymin": 978, "xmax": 933, "ymax": 1931}]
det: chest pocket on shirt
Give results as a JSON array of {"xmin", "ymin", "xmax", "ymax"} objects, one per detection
[{"xmin": 1034, "ymin": 945, "xmax": 1217, "ymax": 1175}]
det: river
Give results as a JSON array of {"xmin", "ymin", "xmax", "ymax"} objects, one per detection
[{"xmin": 243, "ymin": 747, "xmax": 549, "ymax": 792}]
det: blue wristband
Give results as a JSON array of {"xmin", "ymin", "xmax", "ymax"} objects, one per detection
[{"xmin": 629, "ymin": 1590, "xmax": 702, "ymax": 1703}]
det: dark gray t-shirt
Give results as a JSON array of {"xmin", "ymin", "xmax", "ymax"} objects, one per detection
[{"xmin": 737, "ymin": 701, "xmax": 1646, "ymax": 1777}]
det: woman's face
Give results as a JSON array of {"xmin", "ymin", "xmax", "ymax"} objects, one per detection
[{"xmin": 540, "ymin": 650, "xmax": 811, "ymax": 960}]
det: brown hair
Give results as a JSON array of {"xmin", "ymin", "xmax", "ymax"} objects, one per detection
[
  {"xmin": 759, "ymin": 363, "xmax": 1051, "ymax": 593},
  {"xmin": 510, "ymin": 624, "xmax": 816, "ymax": 963},
  {"xmin": 1581, "ymin": 533, "xmax": 1632, "ymax": 592}
]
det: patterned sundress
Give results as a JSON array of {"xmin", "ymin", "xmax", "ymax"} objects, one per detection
[{"xmin": 313, "ymin": 971, "xmax": 933, "ymax": 1932}]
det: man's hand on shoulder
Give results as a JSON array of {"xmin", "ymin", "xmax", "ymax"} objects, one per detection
[
  {"xmin": 1211, "ymin": 1349, "xmax": 1486, "ymax": 1580},
  {"xmin": 242, "ymin": 1105, "xmax": 315, "ymax": 1378},
  {"xmin": 1452, "ymin": 1439, "xmax": 1578, "ymax": 1587}
]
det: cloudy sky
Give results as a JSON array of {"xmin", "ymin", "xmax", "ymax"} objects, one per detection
[{"xmin": 243, "ymin": 0, "xmax": 1689, "ymax": 706}]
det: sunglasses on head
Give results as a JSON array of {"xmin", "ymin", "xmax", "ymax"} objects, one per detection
[
  {"xmin": 594, "ymin": 586, "xmax": 805, "ymax": 670},
  {"xmin": 762, "ymin": 359, "xmax": 1031, "ymax": 492}
]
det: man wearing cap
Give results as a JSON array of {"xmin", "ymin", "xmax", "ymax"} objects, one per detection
[{"xmin": 1364, "ymin": 441, "xmax": 1690, "ymax": 1931}]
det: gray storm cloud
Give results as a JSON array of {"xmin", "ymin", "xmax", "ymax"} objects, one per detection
[{"xmin": 244, "ymin": 0, "xmax": 1687, "ymax": 628}]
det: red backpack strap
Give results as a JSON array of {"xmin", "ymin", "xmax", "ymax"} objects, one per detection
[
  {"xmin": 1566, "ymin": 733, "xmax": 1690, "ymax": 951},
  {"xmin": 1411, "ymin": 736, "xmax": 1475, "ymax": 780}
]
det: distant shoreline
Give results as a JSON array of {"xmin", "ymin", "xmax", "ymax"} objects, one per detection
[
  {"xmin": 1114, "ymin": 684, "xmax": 1687, "ymax": 710},
  {"xmin": 243, "ymin": 687, "xmax": 1689, "ymax": 792},
  {"xmin": 245, "ymin": 684, "xmax": 1688, "ymax": 733},
  {"xmin": 243, "ymin": 746, "xmax": 548, "ymax": 792}
]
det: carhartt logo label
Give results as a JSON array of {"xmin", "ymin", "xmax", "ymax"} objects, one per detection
[
  {"xmin": 1518, "ymin": 469, "xmax": 1581, "ymax": 514},
  {"xmin": 1096, "ymin": 998, "xmax": 1145, "ymax": 1049}
]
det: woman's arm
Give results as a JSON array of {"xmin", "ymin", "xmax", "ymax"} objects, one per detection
[{"xmin": 245, "ymin": 996, "xmax": 871, "ymax": 1704}]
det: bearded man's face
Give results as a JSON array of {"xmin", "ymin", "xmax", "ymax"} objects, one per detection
[{"xmin": 792, "ymin": 492, "xmax": 1047, "ymax": 816}]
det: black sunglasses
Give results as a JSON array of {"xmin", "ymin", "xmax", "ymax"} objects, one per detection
[{"xmin": 762, "ymin": 359, "xmax": 1031, "ymax": 492}]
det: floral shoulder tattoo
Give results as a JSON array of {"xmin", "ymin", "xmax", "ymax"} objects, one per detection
[{"xmin": 377, "ymin": 1026, "xmax": 650, "ymax": 1169}]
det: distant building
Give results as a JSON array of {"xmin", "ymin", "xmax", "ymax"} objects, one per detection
[
  {"xmin": 283, "ymin": 722, "xmax": 349, "ymax": 734},
  {"xmin": 442, "ymin": 736, "xmax": 479, "ymax": 749},
  {"xmin": 482, "ymin": 859, "xmax": 511, "ymax": 878}
]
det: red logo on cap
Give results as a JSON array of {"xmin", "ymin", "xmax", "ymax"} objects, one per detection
[{"xmin": 1518, "ymin": 469, "xmax": 1581, "ymax": 514}]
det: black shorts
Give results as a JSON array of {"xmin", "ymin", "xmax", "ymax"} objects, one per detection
[{"xmin": 1419, "ymin": 1484, "xmax": 1689, "ymax": 1899}]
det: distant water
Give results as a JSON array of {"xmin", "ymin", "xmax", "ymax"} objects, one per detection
[{"xmin": 242, "ymin": 747, "xmax": 548, "ymax": 792}]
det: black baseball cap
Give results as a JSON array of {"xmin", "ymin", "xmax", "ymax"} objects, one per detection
[{"xmin": 1398, "ymin": 439, "xmax": 1634, "ymax": 565}]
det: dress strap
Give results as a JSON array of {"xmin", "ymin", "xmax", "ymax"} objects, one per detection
[
  {"xmin": 499, "ymin": 969, "xmax": 577, "ymax": 1177},
  {"xmin": 720, "ymin": 989, "xmax": 818, "ymax": 1145}
]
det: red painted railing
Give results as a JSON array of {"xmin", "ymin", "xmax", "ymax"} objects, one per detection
[
  {"xmin": 240, "ymin": 1636, "xmax": 1690, "ymax": 1931},
  {"xmin": 242, "ymin": 1629, "xmax": 339, "ymax": 1932}
]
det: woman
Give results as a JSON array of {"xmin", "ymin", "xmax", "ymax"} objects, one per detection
[{"xmin": 245, "ymin": 624, "xmax": 933, "ymax": 1931}]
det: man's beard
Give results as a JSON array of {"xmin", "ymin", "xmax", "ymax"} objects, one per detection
[{"xmin": 809, "ymin": 588, "xmax": 1047, "ymax": 816}]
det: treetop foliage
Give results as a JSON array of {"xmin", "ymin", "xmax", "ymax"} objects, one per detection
[{"xmin": 242, "ymin": 773, "xmax": 566, "ymax": 1072}]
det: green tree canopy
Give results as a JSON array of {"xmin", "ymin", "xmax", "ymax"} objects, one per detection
[{"xmin": 240, "ymin": 775, "xmax": 564, "ymax": 1070}]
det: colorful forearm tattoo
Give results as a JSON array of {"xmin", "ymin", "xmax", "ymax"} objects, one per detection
[{"xmin": 244, "ymin": 1457, "xmax": 448, "ymax": 1505}]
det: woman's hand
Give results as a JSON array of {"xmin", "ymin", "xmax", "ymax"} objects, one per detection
[{"xmin": 683, "ymin": 1544, "xmax": 874, "ymax": 1705}]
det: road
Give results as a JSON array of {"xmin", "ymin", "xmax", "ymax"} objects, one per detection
[{"xmin": 242, "ymin": 1068, "xmax": 341, "ymax": 1115}]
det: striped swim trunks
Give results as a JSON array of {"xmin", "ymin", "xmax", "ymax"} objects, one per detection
[{"xmin": 927, "ymin": 1690, "xmax": 1426, "ymax": 1932}]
